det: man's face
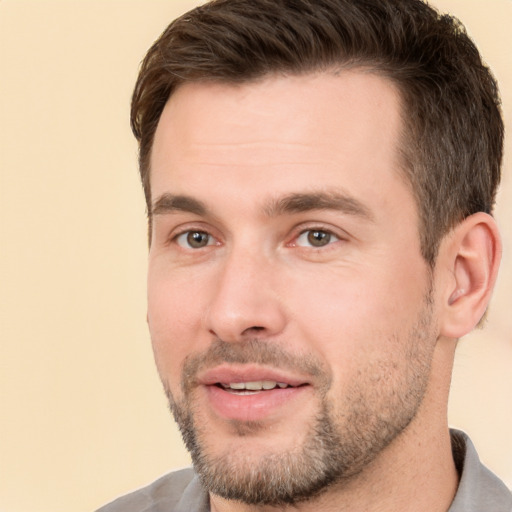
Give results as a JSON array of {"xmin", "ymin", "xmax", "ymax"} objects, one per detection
[{"xmin": 148, "ymin": 72, "xmax": 438, "ymax": 505}]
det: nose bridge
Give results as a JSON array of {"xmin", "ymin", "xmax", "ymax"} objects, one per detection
[{"xmin": 204, "ymin": 241, "xmax": 285, "ymax": 341}]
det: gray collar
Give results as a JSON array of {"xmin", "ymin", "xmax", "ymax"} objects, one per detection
[
  {"xmin": 448, "ymin": 429, "xmax": 512, "ymax": 511},
  {"xmin": 175, "ymin": 472, "xmax": 210, "ymax": 512}
]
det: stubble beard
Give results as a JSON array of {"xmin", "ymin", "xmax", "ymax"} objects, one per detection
[{"xmin": 163, "ymin": 293, "xmax": 436, "ymax": 506}]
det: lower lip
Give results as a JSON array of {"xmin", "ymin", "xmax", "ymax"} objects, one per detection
[{"xmin": 204, "ymin": 385, "xmax": 309, "ymax": 422}]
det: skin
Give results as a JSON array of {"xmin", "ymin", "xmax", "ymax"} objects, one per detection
[{"xmin": 147, "ymin": 72, "xmax": 501, "ymax": 511}]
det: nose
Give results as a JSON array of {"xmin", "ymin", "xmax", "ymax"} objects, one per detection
[{"xmin": 203, "ymin": 248, "xmax": 287, "ymax": 342}]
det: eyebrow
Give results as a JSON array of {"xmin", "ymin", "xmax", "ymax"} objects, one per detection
[
  {"xmin": 264, "ymin": 191, "xmax": 374, "ymax": 220},
  {"xmin": 151, "ymin": 190, "xmax": 373, "ymax": 221},
  {"xmin": 152, "ymin": 194, "xmax": 208, "ymax": 217}
]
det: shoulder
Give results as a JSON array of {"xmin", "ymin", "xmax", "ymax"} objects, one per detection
[{"xmin": 95, "ymin": 467, "xmax": 208, "ymax": 512}]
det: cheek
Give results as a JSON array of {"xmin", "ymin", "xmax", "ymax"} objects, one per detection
[
  {"xmin": 147, "ymin": 270, "xmax": 205, "ymax": 387},
  {"xmin": 285, "ymin": 261, "xmax": 429, "ymax": 366}
]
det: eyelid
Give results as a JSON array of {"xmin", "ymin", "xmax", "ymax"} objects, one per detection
[
  {"xmin": 295, "ymin": 229, "xmax": 340, "ymax": 247},
  {"xmin": 166, "ymin": 222, "xmax": 222, "ymax": 248},
  {"xmin": 287, "ymin": 223, "xmax": 349, "ymax": 250},
  {"xmin": 174, "ymin": 230, "xmax": 217, "ymax": 249}
]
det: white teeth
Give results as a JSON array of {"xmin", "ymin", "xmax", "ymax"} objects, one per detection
[
  {"xmin": 220, "ymin": 381, "xmax": 291, "ymax": 391},
  {"xmin": 229, "ymin": 382, "xmax": 246, "ymax": 390},
  {"xmin": 246, "ymin": 381, "xmax": 272, "ymax": 390}
]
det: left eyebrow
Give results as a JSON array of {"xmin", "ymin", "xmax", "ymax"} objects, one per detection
[{"xmin": 263, "ymin": 191, "xmax": 374, "ymax": 221}]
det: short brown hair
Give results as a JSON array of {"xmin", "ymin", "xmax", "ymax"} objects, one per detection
[{"xmin": 131, "ymin": 0, "xmax": 503, "ymax": 264}]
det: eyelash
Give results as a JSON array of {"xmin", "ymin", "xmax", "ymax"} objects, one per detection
[
  {"xmin": 171, "ymin": 226, "xmax": 342, "ymax": 251},
  {"xmin": 174, "ymin": 229, "xmax": 218, "ymax": 249},
  {"xmin": 293, "ymin": 228, "xmax": 341, "ymax": 248}
]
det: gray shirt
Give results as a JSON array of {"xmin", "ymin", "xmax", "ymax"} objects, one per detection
[{"xmin": 97, "ymin": 430, "xmax": 512, "ymax": 511}]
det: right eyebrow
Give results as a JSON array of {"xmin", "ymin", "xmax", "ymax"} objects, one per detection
[{"xmin": 151, "ymin": 193, "xmax": 208, "ymax": 217}]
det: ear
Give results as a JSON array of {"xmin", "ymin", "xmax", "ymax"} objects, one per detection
[{"xmin": 438, "ymin": 212, "xmax": 502, "ymax": 339}]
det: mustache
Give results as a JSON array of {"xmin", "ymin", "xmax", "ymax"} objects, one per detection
[{"xmin": 180, "ymin": 338, "xmax": 331, "ymax": 393}]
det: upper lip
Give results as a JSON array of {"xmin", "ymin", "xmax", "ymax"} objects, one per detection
[{"xmin": 197, "ymin": 364, "xmax": 311, "ymax": 387}]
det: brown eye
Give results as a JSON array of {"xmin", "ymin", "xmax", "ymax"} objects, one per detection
[
  {"xmin": 307, "ymin": 230, "xmax": 331, "ymax": 247},
  {"xmin": 176, "ymin": 231, "xmax": 213, "ymax": 249},
  {"xmin": 295, "ymin": 229, "xmax": 337, "ymax": 248}
]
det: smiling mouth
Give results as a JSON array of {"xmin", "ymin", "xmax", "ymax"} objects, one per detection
[
  {"xmin": 203, "ymin": 375, "xmax": 312, "ymax": 421},
  {"xmin": 216, "ymin": 381, "xmax": 306, "ymax": 394}
]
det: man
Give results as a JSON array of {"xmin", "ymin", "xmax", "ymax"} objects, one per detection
[{"xmin": 98, "ymin": 0, "xmax": 512, "ymax": 510}]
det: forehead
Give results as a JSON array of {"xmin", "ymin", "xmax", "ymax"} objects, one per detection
[
  {"xmin": 154, "ymin": 71, "xmax": 402, "ymax": 155},
  {"xmin": 150, "ymin": 71, "xmax": 409, "ymax": 214}
]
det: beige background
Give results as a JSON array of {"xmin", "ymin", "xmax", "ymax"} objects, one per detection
[{"xmin": 0, "ymin": 1, "xmax": 510, "ymax": 511}]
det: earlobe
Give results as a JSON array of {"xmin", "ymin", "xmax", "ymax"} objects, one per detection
[{"xmin": 439, "ymin": 212, "xmax": 501, "ymax": 339}]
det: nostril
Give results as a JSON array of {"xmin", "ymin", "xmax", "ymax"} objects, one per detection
[{"xmin": 242, "ymin": 326, "xmax": 265, "ymax": 335}]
